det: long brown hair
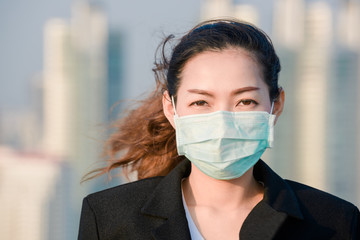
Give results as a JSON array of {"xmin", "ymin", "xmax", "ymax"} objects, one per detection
[
  {"xmin": 83, "ymin": 19, "xmax": 281, "ymax": 181},
  {"xmin": 82, "ymin": 81, "xmax": 183, "ymax": 181}
]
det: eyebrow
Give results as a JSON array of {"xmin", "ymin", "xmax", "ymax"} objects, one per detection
[
  {"xmin": 187, "ymin": 86, "xmax": 260, "ymax": 97},
  {"xmin": 231, "ymin": 86, "xmax": 260, "ymax": 95}
]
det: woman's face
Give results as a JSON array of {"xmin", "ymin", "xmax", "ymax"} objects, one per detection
[{"xmin": 163, "ymin": 48, "xmax": 284, "ymax": 125}]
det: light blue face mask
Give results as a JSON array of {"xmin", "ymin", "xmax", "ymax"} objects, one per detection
[{"xmin": 172, "ymin": 97, "xmax": 276, "ymax": 180}]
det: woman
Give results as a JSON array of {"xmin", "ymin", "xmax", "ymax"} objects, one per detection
[{"xmin": 78, "ymin": 19, "xmax": 359, "ymax": 239}]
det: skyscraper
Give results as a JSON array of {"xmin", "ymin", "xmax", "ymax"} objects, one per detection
[
  {"xmin": 295, "ymin": 0, "xmax": 332, "ymax": 190},
  {"xmin": 0, "ymin": 147, "xmax": 61, "ymax": 240},
  {"xmin": 41, "ymin": 1, "xmax": 123, "ymax": 238},
  {"xmin": 42, "ymin": 0, "xmax": 109, "ymax": 191},
  {"xmin": 274, "ymin": 0, "xmax": 360, "ymax": 204},
  {"xmin": 201, "ymin": 0, "xmax": 259, "ymax": 25},
  {"xmin": 42, "ymin": 19, "xmax": 73, "ymax": 157}
]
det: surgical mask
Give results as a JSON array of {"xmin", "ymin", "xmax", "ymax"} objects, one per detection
[{"xmin": 172, "ymin": 97, "xmax": 276, "ymax": 180}]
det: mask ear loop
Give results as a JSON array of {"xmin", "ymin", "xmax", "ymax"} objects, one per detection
[
  {"xmin": 268, "ymin": 101, "xmax": 275, "ymax": 148},
  {"xmin": 171, "ymin": 96, "xmax": 178, "ymax": 116},
  {"xmin": 270, "ymin": 101, "xmax": 275, "ymax": 115}
]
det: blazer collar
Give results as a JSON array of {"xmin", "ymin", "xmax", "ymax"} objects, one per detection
[
  {"xmin": 141, "ymin": 159, "xmax": 304, "ymax": 240},
  {"xmin": 239, "ymin": 160, "xmax": 304, "ymax": 240},
  {"xmin": 253, "ymin": 159, "xmax": 304, "ymax": 220},
  {"xmin": 141, "ymin": 160, "xmax": 192, "ymax": 240}
]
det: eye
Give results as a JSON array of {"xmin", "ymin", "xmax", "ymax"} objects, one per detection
[
  {"xmin": 237, "ymin": 99, "xmax": 258, "ymax": 106},
  {"xmin": 189, "ymin": 100, "xmax": 208, "ymax": 107}
]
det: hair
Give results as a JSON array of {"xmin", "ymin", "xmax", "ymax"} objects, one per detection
[{"xmin": 82, "ymin": 18, "xmax": 281, "ymax": 182}]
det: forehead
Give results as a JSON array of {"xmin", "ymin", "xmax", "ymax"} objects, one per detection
[{"xmin": 178, "ymin": 48, "xmax": 266, "ymax": 91}]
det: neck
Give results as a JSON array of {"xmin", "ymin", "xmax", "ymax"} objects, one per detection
[{"xmin": 182, "ymin": 163, "xmax": 264, "ymax": 210}]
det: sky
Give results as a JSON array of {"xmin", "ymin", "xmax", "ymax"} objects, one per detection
[{"xmin": 0, "ymin": 0, "xmax": 201, "ymax": 112}]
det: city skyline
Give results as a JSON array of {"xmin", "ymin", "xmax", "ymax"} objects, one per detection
[
  {"xmin": 1, "ymin": 0, "xmax": 359, "ymax": 202},
  {"xmin": 1, "ymin": 0, "xmax": 360, "ymax": 239},
  {"xmin": 0, "ymin": 0, "xmax": 201, "ymax": 111}
]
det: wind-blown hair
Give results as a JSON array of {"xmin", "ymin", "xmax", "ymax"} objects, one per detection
[{"xmin": 83, "ymin": 19, "xmax": 281, "ymax": 181}]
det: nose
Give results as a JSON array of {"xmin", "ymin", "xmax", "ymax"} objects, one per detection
[{"xmin": 215, "ymin": 101, "xmax": 233, "ymax": 112}]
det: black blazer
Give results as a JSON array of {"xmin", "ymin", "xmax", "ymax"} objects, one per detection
[{"xmin": 78, "ymin": 160, "xmax": 360, "ymax": 239}]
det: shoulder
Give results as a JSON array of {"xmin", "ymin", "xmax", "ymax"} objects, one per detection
[
  {"xmin": 84, "ymin": 176, "xmax": 164, "ymax": 213},
  {"xmin": 82, "ymin": 159, "xmax": 190, "ymax": 218},
  {"xmin": 285, "ymin": 179, "xmax": 358, "ymax": 212},
  {"xmin": 79, "ymin": 176, "xmax": 172, "ymax": 239},
  {"xmin": 284, "ymin": 179, "xmax": 359, "ymax": 235},
  {"xmin": 256, "ymin": 160, "xmax": 359, "ymax": 217}
]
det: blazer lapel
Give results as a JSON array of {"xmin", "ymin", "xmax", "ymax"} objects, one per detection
[
  {"xmin": 151, "ymin": 210, "xmax": 192, "ymax": 240},
  {"xmin": 240, "ymin": 201, "xmax": 287, "ymax": 240},
  {"xmin": 253, "ymin": 160, "xmax": 304, "ymax": 220},
  {"xmin": 239, "ymin": 160, "xmax": 304, "ymax": 240},
  {"xmin": 141, "ymin": 160, "xmax": 192, "ymax": 240}
]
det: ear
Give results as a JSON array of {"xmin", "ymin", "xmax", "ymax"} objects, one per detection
[
  {"xmin": 162, "ymin": 91, "xmax": 176, "ymax": 128},
  {"xmin": 272, "ymin": 88, "xmax": 285, "ymax": 125}
]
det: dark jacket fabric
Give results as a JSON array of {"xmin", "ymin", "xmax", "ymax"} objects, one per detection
[{"xmin": 78, "ymin": 159, "xmax": 360, "ymax": 240}]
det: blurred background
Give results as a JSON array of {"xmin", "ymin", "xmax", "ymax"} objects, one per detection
[{"xmin": 0, "ymin": 0, "xmax": 359, "ymax": 239}]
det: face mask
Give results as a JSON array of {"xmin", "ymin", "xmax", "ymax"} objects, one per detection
[{"xmin": 172, "ymin": 97, "xmax": 276, "ymax": 180}]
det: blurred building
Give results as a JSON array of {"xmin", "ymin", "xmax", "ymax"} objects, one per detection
[
  {"xmin": 0, "ymin": 73, "xmax": 43, "ymax": 151},
  {"xmin": 0, "ymin": 110, "xmax": 41, "ymax": 150},
  {"xmin": 201, "ymin": 0, "xmax": 360, "ymax": 206},
  {"xmin": 47, "ymin": 160, "xmax": 75, "ymax": 240},
  {"xmin": 40, "ymin": 1, "xmax": 124, "ymax": 238},
  {"xmin": 201, "ymin": 0, "xmax": 259, "ymax": 25},
  {"xmin": 0, "ymin": 147, "xmax": 61, "ymax": 240},
  {"xmin": 107, "ymin": 30, "xmax": 124, "ymax": 121},
  {"xmin": 42, "ymin": 18, "xmax": 73, "ymax": 157},
  {"xmin": 326, "ymin": 0, "xmax": 360, "ymax": 203},
  {"xmin": 273, "ymin": 0, "xmax": 360, "ymax": 205},
  {"xmin": 294, "ymin": 0, "xmax": 332, "ymax": 191}
]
